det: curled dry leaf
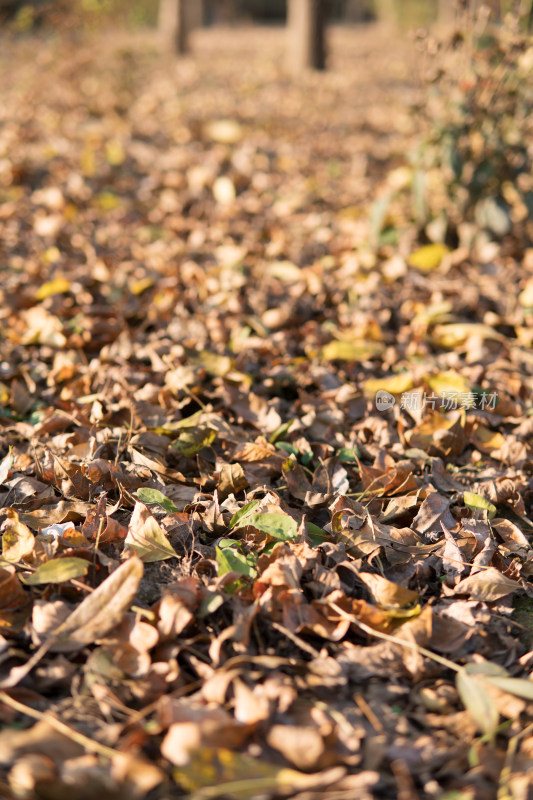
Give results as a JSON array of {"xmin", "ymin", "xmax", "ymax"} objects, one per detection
[{"xmin": 124, "ymin": 502, "xmax": 178, "ymax": 562}]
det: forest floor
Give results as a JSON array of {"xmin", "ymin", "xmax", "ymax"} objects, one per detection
[{"xmin": 0, "ymin": 19, "xmax": 532, "ymax": 800}]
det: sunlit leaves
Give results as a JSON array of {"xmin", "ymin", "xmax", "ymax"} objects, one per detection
[
  {"xmin": 365, "ymin": 373, "xmax": 413, "ymax": 395},
  {"xmin": 229, "ymin": 500, "xmax": 260, "ymax": 529},
  {"xmin": 233, "ymin": 512, "xmax": 298, "ymax": 541},
  {"xmin": 431, "ymin": 323, "xmax": 504, "ymax": 349},
  {"xmin": 0, "ymin": 450, "xmax": 13, "ymax": 485},
  {"xmin": 22, "ymin": 557, "xmax": 89, "ymax": 585},
  {"xmin": 1, "ymin": 510, "xmax": 35, "ymax": 563},
  {"xmin": 426, "ymin": 370, "xmax": 470, "ymax": 398},
  {"xmin": 215, "ymin": 539, "xmax": 257, "ymax": 580},
  {"xmin": 320, "ymin": 340, "xmax": 384, "ymax": 362},
  {"xmin": 51, "ymin": 557, "xmax": 144, "ymax": 649},
  {"xmin": 34, "ymin": 277, "xmax": 71, "ymax": 301},
  {"xmin": 137, "ymin": 488, "xmax": 179, "ymax": 514},
  {"xmin": 204, "ymin": 119, "xmax": 243, "ymax": 144},
  {"xmin": 454, "ymin": 567, "xmax": 521, "ymax": 601},
  {"xmin": 408, "ymin": 243, "xmax": 449, "ymax": 272},
  {"xmin": 124, "ymin": 502, "xmax": 178, "ymax": 562},
  {"xmin": 463, "ymin": 491, "xmax": 497, "ymax": 519},
  {"xmin": 213, "ymin": 176, "xmax": 236, "ymax": 205},
  {"xmin": 172, "ymin": 427, "xmax": 216, "ymax": 458},
  {"xmin": 456, "ymin": 671, "xmax": 500, "ymax": 738}
]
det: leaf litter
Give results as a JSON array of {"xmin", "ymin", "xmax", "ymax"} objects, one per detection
[{"xmin": 0, "ymin": 14, "xmax": 532, "ymax": 800}]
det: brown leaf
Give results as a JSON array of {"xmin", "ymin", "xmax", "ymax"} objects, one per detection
[
  {"xmin": 454, "ymin": 567, "xmax": 521, "ymax": 601},
  {"xmin": 217, "ymin": 462, "xmax": 249, "ymax": 499},
  {"xmin": 357, "ymin": 573, "xmax": 419, "ymax": 609},
  {"xmin": 266, "ymin": 724, "xmax": 326, "ymax": 770},
  {"xmin": 124, "ymin": 502, "xmax": 178, "ymax": 562},
  {"xmin": 160, "ymin": 704, "xmax": 252, "ymax": 766}
]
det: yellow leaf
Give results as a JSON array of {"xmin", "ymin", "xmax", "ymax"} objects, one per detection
[
  {"xmin": 469, "ymin": 423, "xmax": 506, "ymax": 453},
  {"xmin": 431, "ymin": 323, "xmax": 504, "ymax": 349},
  {"xmin": 96, "ymin": 192, "xmax": 120, "ymax": 211},
  {"xmin": 463, "ymin": 492, "xmax": 497, "ymax": 518},
  {"xmin": 320, "ymin": 340, "xmax": 383, "ymax": 362},
  {"xmin": 35, "ymin": 277, "xmax": 71, "ymax": 301},
  {"xmin": 365, "ymin": 373, "xmax": 413, "ymax": 395},
  {"xmin": 413, "ymin": 301, "xmax": 453, "ymax": 328},
  {"xmin": 80, "ymin": 144, "xmax": 96, "ymax": 177},
  {"xmin": 130, "ymin": 277, "xmax": 154, "ymax": 295},
  {"xmin": 190, "ymin": 350, "xmax": 233, "ymax": 377},
  {"xmin": 105, "ymin": 139, "xmax": 125, "ymax": 166},
  {"xmin": 42, "ymin": 247, "xmax": 61, "ymax": 264},
  {"xmin": 427, "ymin": 370, "xmax": 470, "ymax": 397},
  {"xmin": 173, "ymin": 747, "xmax": 331, "ymax": 795},
  {"xmin": 407, "ymin": 409, "xmax": 465, "ymax": 456},
  {"xmin": 408, "ymin": 243, "xmax": 449, "ymax": 272}
]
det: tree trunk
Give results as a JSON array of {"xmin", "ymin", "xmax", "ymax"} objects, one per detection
[
  {"xmin": 159, "ymin": 0, "xmax": 189, "ymax": 54},
  {"xmin": 287, "ymin": 0, "xmax": 327, "ymax": 73},
  {"xmin": 344, "ymin": 0, "xmax": 369, "ymax": 22}
]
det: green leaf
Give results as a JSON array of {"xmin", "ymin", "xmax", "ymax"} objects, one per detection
[
  {"xmin": 22, "ymin": 557, "xmax": 89, "ymax": 585},
  {"xmin": 229, "ymin": 500, "xmax": 260, "ymax": 529},
  {"xmin": 337, "ymin": 447, "xmax": 359, "ymax": 463},
  {"xmin": 301, "ymin": 451, "xmax": 313, "ymax": 467},
  {"xmin": 275, "ymin": 441, "xmax": 299, "ymax": 457},
  {"xmin": 197, "ymin": 592, "xmax": 225, "ymax": 618},
  {"xmin": 234, "ymin": 512, "xmax": 298, "ymax": 540},
  {"xmin": 306, "ymin": 522, "xmax": 328, "ymax": 547},
  {"xmin": 173, "ymin": 427, "xmax": 216, "ymax": 457},
  {"xmin": 269, "ymin": 419, "xmax": 294, "ymax": 444},
  {"xmin": 456, "ymin": 671, "xmax": 500, "ymax": 737},
  {"xmin": 216, "ymin": 540, "xmax": 257, "ymax": 578},
  {"xmin": 463, "ymin": 492, "xmax": 497, "ymax": 519},
  {"xmin": 136, "ymin": 488, "xmax": 178, "ymax": 514}
]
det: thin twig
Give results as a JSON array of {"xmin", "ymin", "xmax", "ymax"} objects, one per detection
[
  {"xmin": 327, "ymin": 600, "xmax": 461, "ymax": 673},
  {"xmin": 0, "ymin": 691, "xmax": 119, "ymax": 760}
]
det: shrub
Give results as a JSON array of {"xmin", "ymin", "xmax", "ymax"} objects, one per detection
[{"xmin": 376, "ymin": 10, "xmax": 533, "ymax": 250}]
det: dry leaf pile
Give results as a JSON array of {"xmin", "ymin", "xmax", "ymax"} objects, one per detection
[{"xmin": 0, "ymin": 20, "xmax": 532, "ymax": 800}]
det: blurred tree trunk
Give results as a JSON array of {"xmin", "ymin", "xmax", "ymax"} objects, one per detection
[
  {"xmin": 344, "ymin": 0, "xmax": 368, "ymax": 21},
  {"xmin": 287, "ymin": 0, "xmax": 327, "ymax": 73},
  {"xmin": 159, "ymin": 0, "xmax": 203, "ymax": 53}
]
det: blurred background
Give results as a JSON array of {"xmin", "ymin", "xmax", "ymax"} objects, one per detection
[{"xmin": 1, "ymin": 0, "xmax": 528, "ymax": 32}]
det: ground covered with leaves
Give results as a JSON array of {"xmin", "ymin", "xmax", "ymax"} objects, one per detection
[{"xmin": 0, "ymin": 19, "xmax": 533, "ymax": 800}]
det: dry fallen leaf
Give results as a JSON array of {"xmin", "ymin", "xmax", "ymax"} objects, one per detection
[{"xmin": 124, "ymin": 502, "xmax": 178, "ymax": 562}]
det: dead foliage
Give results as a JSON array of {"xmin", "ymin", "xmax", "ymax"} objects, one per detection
[{"xmin": 0, "ymin": 20, "xmax": 532, "ymax": 800}]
